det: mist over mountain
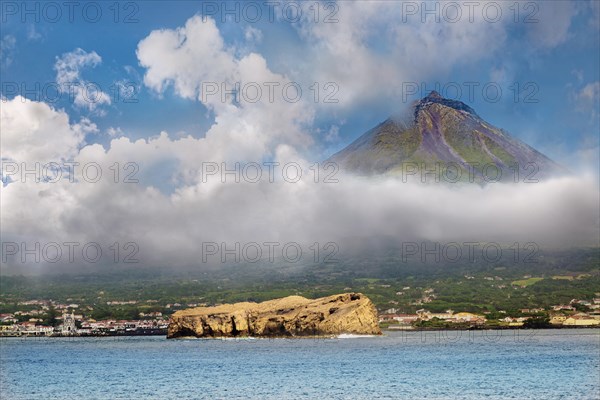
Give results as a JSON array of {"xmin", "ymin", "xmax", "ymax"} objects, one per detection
[
  {"xmin": 1, "ymin": 95, "xmax": 597, "ymax": 275},
  {"xmin": 329, "ymin": 92, "xmax": 567, "ymax": 181}
]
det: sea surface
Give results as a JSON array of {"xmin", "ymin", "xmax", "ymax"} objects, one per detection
[{"xmin": 1, "ymin": 329, "xmax": 598, "ymax": 399}]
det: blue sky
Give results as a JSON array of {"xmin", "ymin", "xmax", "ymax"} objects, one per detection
[{"xmin": 1, "ymin": 0, "xmax": 598, "ymax": 169}]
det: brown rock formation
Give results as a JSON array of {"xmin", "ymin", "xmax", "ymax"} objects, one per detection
[{"xmin": 167, "ymin": 293, "xmax": 381, "ymax": 338}]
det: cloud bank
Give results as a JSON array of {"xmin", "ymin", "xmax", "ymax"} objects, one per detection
[{"xmin": 1, "ymin": 96, "xmax": 598, "ymax": 271}]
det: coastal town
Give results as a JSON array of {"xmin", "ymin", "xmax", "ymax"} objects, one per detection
[
  {"xmin": 0, "ymin": 299, "xmax": 170, "ymax": 337},
  {"xmin": 378, "ymin": 298, "xmax": 600, "ymax": 329},
  {"xmin": 378, "ymin": 286, "xmax": 600, "ymax": 329},
  {"xmin": 1, "ymin": 296, "xmax": 599, "ymax": 337}
]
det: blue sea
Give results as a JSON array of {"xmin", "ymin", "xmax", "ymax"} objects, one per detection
[{"xmin": 1, "ymin": 329, "xmax": 598, "ymax": 399}]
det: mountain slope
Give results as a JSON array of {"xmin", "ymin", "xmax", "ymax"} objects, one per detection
[{"xmin": 328, "ymin": 91, "xmax": 565, "ymax": 181}]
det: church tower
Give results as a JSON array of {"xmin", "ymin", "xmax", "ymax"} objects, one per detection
[{"xmin": 61, "ymin": 312, "xmax": 76, "ymax": 335}]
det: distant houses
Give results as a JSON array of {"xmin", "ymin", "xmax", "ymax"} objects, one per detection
[
  {"xmin": 379, "ymin": 309, "xmax": 486, "ymax": 327},
  {"xmin": 0, "ymin": 313, "xmax": 18, "ymax": 324},
  {"xmin": 553, "ymin": 305, "xmax": 575, "ymax": 311},
  {"xmin": 377, "ymin": 297, "xmax": 600, "ymax": 329},
  {"xmin": 560, "ymin": 315, "xmax": 600, "ymax": 326},
  {"xmin": 0, "ymin": 311, "xmax": 168, "ymax": 337}
]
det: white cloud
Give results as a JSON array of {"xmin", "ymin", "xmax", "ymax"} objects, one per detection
[
  {"xmin": 264, "ymin": 1, "xmax": 584, "ymax": 110},
  {"xmin": 570, "ymin": 141, "xmax": 599, "ymax": 174},
  {"xmin": 1, "ymin": 96, "xmax": 598, "ymax": 270},
  {"xmin": 589, "ymin": 0, "xmax": 599, "ymax": 29},
  {"xmin": 27, "ymin": 25, "xmax": 43, "ymax": 41},
  {"xmin": 0, "ymin": 35, "xmax": 16, "ymax": 67},
  {"xmin": 527, "ymin": 1, "xmax": 578, "ymax": 48},
  {"xmin": 0, "ymin": 96, "xmax": 86, "ymax": 164},
  {"xmin": 571, "ymin": 69, "xmax": 584, "ymax": 84},
  {"xmin": 1, "ymin": 162, "xmax": 598, "ymax": 270},
  {"xmin": 137, "ymin": 16, "xmax": 236, "ymax": 101},
  {"xmin": 324, "ymin": 125, "xmax": 340, "ymax": 143},
  {"xmin": 575, "ymin": 81, "xmax": 600, "ymax": 105},
  {"xmin": 106, "ymin": 127, "xmax": 124, "ymax": 138},
  {"xmin": 54, "ymin": 48, "xmax": 111, "ymax": 112},
  {"xmin": 572, "ymin": 81, "xmax": 600, "ymax": 121},
  {"xmin": 244, "ymin": 26, "xmax": 263, "ymax": 43},
  {"xmin": 137, "ymin": 15, "xmax": 315, "ymax": 164},
  {"xmin": 288, "ymin": 1, "xmax": 511, "ymax": 108}
]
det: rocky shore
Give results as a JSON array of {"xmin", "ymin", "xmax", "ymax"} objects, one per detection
[{"xmin": 167, "ymin": 293, "xmax": 381, "ymax": 338}]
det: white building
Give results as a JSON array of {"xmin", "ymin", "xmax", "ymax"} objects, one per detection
[{"xmin": 60, "ymin": 312, "xmax": 77, "ymax": 335}]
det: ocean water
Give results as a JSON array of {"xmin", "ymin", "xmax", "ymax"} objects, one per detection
[{"xmin": 1, "ymin": 329, "xmax": 598, "ymax": 399}]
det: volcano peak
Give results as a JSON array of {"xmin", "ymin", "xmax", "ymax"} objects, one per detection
[
  {"xmin": 426, "ymin": 90, "xmax": 442, "ymax": 99},
  {"xmin": 328, "ymin": 93, "xmax": 565, "ymax": 181}
]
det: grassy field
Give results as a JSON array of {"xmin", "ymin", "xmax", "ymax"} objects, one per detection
[{"xmin": 511, "ymin": 277, "xmax": 544, "ymax": 287}]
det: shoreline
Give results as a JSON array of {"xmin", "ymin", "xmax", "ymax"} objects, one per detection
[
  {"xmin": 385, "ymin": 325, "xmax": 600, "ymax": 331},
  {"xmin": 0, "ymin": 330, "xmax": 167, "ymax": 338},
  {"xmin": 1, "ymin": 325, "xmax": 598, "ymax": 339}
]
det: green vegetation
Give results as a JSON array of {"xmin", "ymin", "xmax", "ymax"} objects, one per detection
[
  {"xmin": 413, "ymin": 318, "xmax": 471, "ymax": 330},
  {"xmin": 42, "ymin": 305, "xmax": 59, "ymax": 327},
  {"xmin": 482, "ymin": 135, "xmax": 517, "ymax": 166},
  {"xmin": 511, "ymin": 277, "xmax": 544, "ymax": 287},
  {"xmin": 552, "ymin": 275, "xmax": 574, "ymax": 280},
  {"xmin": 443, "ymin": 123, "xmax": 495, "ymax": 171},
  {"xmin": 523, "ymin": 316, "xmax": 551, "ymax": 329},
  {"xmin": 1, "ymin": 247, "xmax": 598, "ymax": 320}
]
